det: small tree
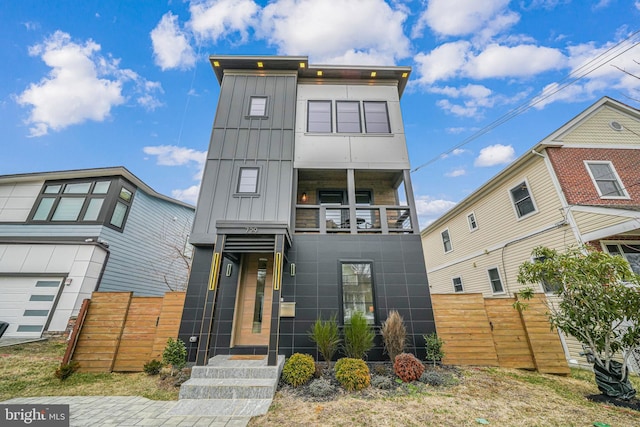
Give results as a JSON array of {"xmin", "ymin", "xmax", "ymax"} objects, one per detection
[
  {"xmin": 308, "ymin": 314, "xmax": 341, "ymax": 369},
  {"xmin": 163, "ymin": 337, "xmax": 187, "ymax": 376},
  {"xmin": 517, "ymin": 246, "xmax": 640, "ymax": 400},
  {"xmin": 343, "ymin": 311, "xmax": 375, "ymax": 359},
  {"xmin": 424, "ymin": 332, "xmax": 445, "ymax": 367},
  {"xmin": 381, "ymin": 310, "xmax": 406, "ymax": 363}
]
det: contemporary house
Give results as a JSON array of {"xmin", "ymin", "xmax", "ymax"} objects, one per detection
[
  {"xmin": 0, "ymin": 167, "xmax": 195, "ymax": 338},
  {"xmin": 179, "ymin": 55, "xmax": 436, "ymax": 365},
  {"xmin": 420, "ymin": 96, "xmax": 640, "ymax": 369}
]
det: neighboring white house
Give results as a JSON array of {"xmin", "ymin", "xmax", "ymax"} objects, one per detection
[{"xmin": 0, "ymin": 167, "xmax": 195, "ymax": 338}]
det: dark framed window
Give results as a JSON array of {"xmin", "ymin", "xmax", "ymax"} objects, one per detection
[
  {"xmin": 248, "ymin": 96, "xmax": 268, "ymax": 117},
  {"xmin": 441, "ymin": 229, "xmax": 452, "ymax": 253},
  {"xmin": 467, "ymin": 212, "xmax": 478, "ymax": 231},
  {"xmin": 533, "ymin": 256, "xmax": 560, "ymax": 293},
  {"xmin": 108, "ymin": 184, "xmax": 134, "ymax": 230},
  {"xmin": 363, "ymin": 101, "xmax": 390, "ymax": 133},
  {"xmin": 237, "ymin": 167, "xmax": 259, "ymax": 194},
  {"xmin": 340, "ymin": 262, "xmax": 375, "ymax": 325},
  {"xmin": 488, "ymin": 267, "xmax": 504, "ymax": 293},
  {"xmin": 452, "ymin": 277, "xmax": 463, "ymax": 293},
  {"xmin": 336, "ymin": 101, "xmax": 361, "ymax": 133},
  {"xmin": 308, "ymin": 100, "xmax": 332, "ymax": 133},
  {"xmin": 510, "ymin": 181, "xmax": 536, "ymax": 218},
  {"xmin": 585, "ymin": 161, "xmax": 627, "ymax": 198}
]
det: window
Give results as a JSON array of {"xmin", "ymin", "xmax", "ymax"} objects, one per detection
[
  {"xmin": 585, "ymin": 161, "xmax": 628, "ymax": 198},
  {"xmin": 248, "ymin": 96, "xmax": 267, "ymax": 117},
  {"xmin": 605, "ymin": 243, "xmax": 640, "ymax": 275},
  {"xmin": 533, "ymin": 256, "xmax": 560, "ymax": 293},
  {"xmin": 488, "ymin": 268, "xmax": 504, "ymax": 293},
  {"xmin": 467, "ymin": 212, "xmax": 478, "ymax": 231},
  {"xmin": 336, "ymin": 101, "xmax": 361, "ymax": 133},
  {"xmin": 363, "ymin": 101, "xmax": 390, "ymax": 133},
  {"xmin": 341, "ymin": 262, "xmax": 375, "ymax": 324},
  {"xmin": 237, "ymin": 167, "xmax": 259, "ymax": 193},
  {"xmin": 308, "ymin": 100, "xmax": 332, "ymax": 132},
  {"xmin": 452, "ymin": 277, "xmax": 464, "ymax": 293},
  {"xmin": 108, "ymin": 185, "xmax": 134, "ymax": 230},
  {"xmin": 441, "ymin": 229, "xmax": 452, "ymax": 253},
  {"xmin": 510, "ymin": 181, "xmax": 536, "ymax": 218}
]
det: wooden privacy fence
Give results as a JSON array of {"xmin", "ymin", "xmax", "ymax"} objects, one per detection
[
  {"xmin": 64, "ymin": 291, "xmax": 185, "ymax": 372},
  {"xmin": 431, "ymin": 293, "xmax": 570, "ymax": 375}
]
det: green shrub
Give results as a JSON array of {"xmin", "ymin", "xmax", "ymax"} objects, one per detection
[
  {"xmin": 334, "ymin": 357, "xmax": 370, "ymax": 391},
  {"xmin": 342, "ymin": 311, "xmax": 375, "ymax": 359},
  {"xmin": 424, "ymin": 333, "xmax": 445, "ymax": 366},
  {"xmin": 55, "ymin": 361, "xmax": 79, "ymax": 381},
  {"xmin": 420, "ymin": 370, "xmax": 459, "ymax": 387},
  {"xmin": 308, "ymin": 314, "xmax": 341, "ymax": 368},
  {"xmin": 381, "ymin": 310, "xmax": 406, "ymax": 363},
  {"xmin": 371, "ymin": 375, "xmax": 394, "ymax": 390},
  {"xmin": 143, "ymin": 359, "xmax": 163, "ymax": 375},
  {"xmin": 163, "ymin": 337, "xmax": 187, "ymax": 376},
  {"xmin": 308, "ymin": 377, "xmax": 336, "ymax": 398},
  {"xmin": 394, "ymin": 353, "xmax": 425, "ymax": 382},
  {"xmin": 282, "ymin": 353, "xmax": 315, "ymax": 387}
]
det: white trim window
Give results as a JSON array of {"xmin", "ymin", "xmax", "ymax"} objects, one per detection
[
  {"xmin": 467, "ymin": 212, "xmax": 478, "ymax": 231},
  {"xmin": 585, "ymin": 161, "xmax": 629, "ymax": 199},
  {"xmin": 248, "ymin": 96, "xmax": 268, "ymax": 117},
  {"xmin": 604, "ymin": 242, "xmax": 640, "ymax": 275},
  {"xmin": 237, "ymin": 167, "xmax": 259, "ymax": 194},
  {"xmin": 441, "ymin": 228, "xmax": 452, "ymax": 253},
  {"xmin": 532, "ymin": 256, "xmax": 559, "ymax": 294},
  {"xmin": 509, "ymin": 180, "xmax": 537, "ymax": 219},
  {"xmin": 452, "ymin": 277, "xmax": 463, "ymax": 293},
  {"xmin": 487, "ymin": 267, "xmax": 504, "ymax": 294}
]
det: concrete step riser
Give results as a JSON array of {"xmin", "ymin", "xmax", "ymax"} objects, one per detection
[
  {"xmin": 179, "ymin": 384, "xmax": 275, "ymax": 400},
  {"xmin": 190, "ymin": 367, "xmax": 279, "ymax": 379}
]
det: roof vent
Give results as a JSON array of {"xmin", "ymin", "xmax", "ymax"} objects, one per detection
[{"xmin": 609, "ymin": 121, "xmax": 623, "ymax": 131}]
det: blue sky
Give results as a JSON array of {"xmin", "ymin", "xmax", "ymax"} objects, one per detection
[{"xmin": 2, "ymin": 0, "xmax": 640, "ymax": 227}]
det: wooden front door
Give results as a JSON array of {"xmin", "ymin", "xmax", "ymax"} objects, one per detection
[{"xmin": 233, "ymin": 254, "xmax": 273, "ymax": 346}]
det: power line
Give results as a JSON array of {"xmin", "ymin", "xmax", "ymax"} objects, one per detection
[{"xmin": 411, "ymin": 29, "xmax": 640, "ymax": 174}]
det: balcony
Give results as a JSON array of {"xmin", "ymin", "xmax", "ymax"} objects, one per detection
[{"xmin": 295, "ymin": 205, "xmax": 412, "ymax": 233}]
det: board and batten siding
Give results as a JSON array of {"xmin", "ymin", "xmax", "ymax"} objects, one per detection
[
  {"xmin": 0, "ymin": 181, "xmax": 44, "ymax": 222},
  {"xmin": 295, "ymin": 83, "xmax": 409, "ymax": 170},
  {"xmin": 558, "ymin": 105, "xmax": 640, "ymax": 147},
  {"xmin": 97, "ymin": 190, "xmax": 194, "ymax": 296},
  {"xmin": 191, "ymin": 72, "xmax": 297, "ymax": 244}
]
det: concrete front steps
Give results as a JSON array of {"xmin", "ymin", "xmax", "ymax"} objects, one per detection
[{"xmin": 168, "ymin": 354, "xmax": 285, "ymax": 418}]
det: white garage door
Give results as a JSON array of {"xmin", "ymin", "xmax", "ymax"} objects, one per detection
[{"xmin": 0, "ymin": 277, "xmax": 63, "ymax": 338}]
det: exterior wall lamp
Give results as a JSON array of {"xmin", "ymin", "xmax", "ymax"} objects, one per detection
[{"xmin": 301, "ymin": 192, "xmax": 308, "ymax": 203}]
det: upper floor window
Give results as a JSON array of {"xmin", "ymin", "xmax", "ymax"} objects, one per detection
[
  {"xmin": 237, "ymin": 167, "xmax": 259, "ymax": 194},
  {"xmin": 487, "ymin": 267, "xmax": 504, "ymax": 294},
  {"xmin": 604, "ymin": 243, "xmax": 640, "ymax": 275},
  {"xmin": 533, "ymin": 256, "xmax": 560, "ymax": 294},
  {"xmin": 336, "ymin": 101, "xmax": 361, "ymax": 133},
  {"xmin": 308, "ymin": 100, "xmax": 332, "ymax": 133},
  {"xmin": 441, "ymin": 229, "xmax": 452, "ymax": 253},
  {"xmin": 510, "ymin": 181, "xmax": 537, "ymax": 219},
  {"xmin": 585, "ymin": 161, "xmax": 628, "ymax": 198},
  {"xmin": 248, "ymin": 96, "xmax": 268, "ymax": 117},
  {"xmin": 363, "ymin": 101, "xmax": 391, "ymax": 133},
  {"xmin": 307, "ymin": 100, "xmax": 391, "ymax": 134},
  {"xmin": 29, "ymin": 178, "xmax": 134, "ymax": 231},
  {"xmin": 467, "ymin": 212, "xmax": 478, "ymax": 231},
  {"xmin": 452, "ymin": 277, "xmax": 464, "ymax": 293}
]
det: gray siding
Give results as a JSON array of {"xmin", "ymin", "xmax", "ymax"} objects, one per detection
[
  {"xmin": 191, "ymin": 72, "xmax": 297, "ymax": 244},
  {"xmin": 97, "ymin": 190, "xmax": 195, "ymax": 295}
]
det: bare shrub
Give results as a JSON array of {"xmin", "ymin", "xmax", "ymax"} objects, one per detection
[{"xmin": 381, "ymin": 310, "xmax": 406, "ymax": 363}]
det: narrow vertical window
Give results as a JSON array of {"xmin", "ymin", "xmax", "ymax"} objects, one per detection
[
  {"xmin": 452, "ymin": 277, "xmax": 463, "ymax": 293},
  {"xmin": 467, "ymin": 212, "xmax": 478, "ymax": 231},
  {"xmin": 336, "ymin": 101, "xmax": 361, "ymax": 133},
  {"xmin": 510, "ymin": 181, "xmax": 536, "ymax": 218},
  {"xmin": 308, "ymin": 100, "xmax": 332, "ymax": 132},
  {"xmin": 441, "ymin": 229, "xmax": 452, "ymax": 253},
  {"xmin": 488, "ymin": 268, "xmax": 504, "ymax": 293},
  {"xmin": 585, "ymin": 161, "xmax": 627, "ymax": 198},
  {"xmin": 252, "ymin": 258, "xmax": 268, "ymax": 333},
  {"xmin": 237, "ymin": 167, "xmax": 259, "ymax": 193},
  {"xmin": 248, "ymin": 96, "xmax": 268, "ymax": 117},
  {"xmin": 341, "ymin": 262, "xmax": 375, "ymax": 324},
  {"xmin": 363, "ymin": 101, "xmax": 390, "ymax": 133}
]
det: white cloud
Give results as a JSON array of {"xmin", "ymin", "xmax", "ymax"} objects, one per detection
[
  {"xmin": 414, "ymin": 41, "xmax": 471, "ymax": 85},
  {"xmin": 474, "ymin": 144, "xmax": 515, "ymax": 167},
  {"xmin": 172, "ymin": 185, "xmax": 201, "ymax": 204},
  {"xmin": 636, "ymin": 1, "xmax": 640, "ymax": 11},
  {"xmin": 466, "ymin": 44, "xmax": 566, "ymax": 79},
  {"xmin": 189, "ymin": 0, "xmax": 259, "ymax": 43},
  {"xmin": 413, "ymin": 0, "xmax": 515, "ymax": 38},
  {"xmin": 452, "ymin": 148, "xmax": 469, "ymax": 155},
  {"xmin": 445, "ymin": 168, "xmax": 466, "ymax": 177},
  {"xmin": 259, "ymin": 0, "xmax": 410, "ymax": 64},
  {"xmin": 414, "ymin": 195, "xmax": 457, "ymax": 227},
  {"xmin": 151, "ymin": 12, "xmax": 196, "ymax": 70},
  {"xmin": 17, "ymin": 32, "xmax": 122, "ymax": 136}
]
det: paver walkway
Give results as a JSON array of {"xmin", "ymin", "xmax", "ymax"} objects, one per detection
[{"xmin": 2, "ymin": 396, "xmax": 252, "ymax": 426}]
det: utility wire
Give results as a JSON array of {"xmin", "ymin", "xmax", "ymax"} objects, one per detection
[{"xmin": 411, "ymin": 29, "xmax": 640, "ymax": 174}]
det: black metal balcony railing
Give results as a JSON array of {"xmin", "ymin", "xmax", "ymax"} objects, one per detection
[{"xmin": 295, "ymin": 205, "xmax": 413, "ymax": 234}]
